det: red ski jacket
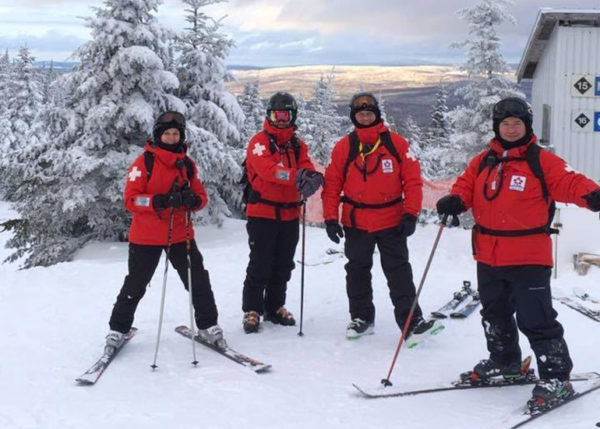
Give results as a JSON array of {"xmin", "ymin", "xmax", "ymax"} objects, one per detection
[
  {"xmin": 451, "ymin": 135, "xmax": 599, "ymax": 267},
  {"xmin": 245, "ymin": 119, "xmax": 316, "ymax": 221},
  {"xmin": 322, "ymin": 122, "xmax": 423, "ymax": 232},
  {"xmin": 124, "ymin": 142, "xmax": 208, "ymax": 246}
]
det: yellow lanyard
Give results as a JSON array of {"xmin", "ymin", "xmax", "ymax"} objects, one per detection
[{"xmin": 359, "ymin": 138, "xmax": 381, "ymax": 160}]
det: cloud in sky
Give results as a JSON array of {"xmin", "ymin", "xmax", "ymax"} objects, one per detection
[{"xmin": 0, "ymin": 0, "xmax": 599, "ymax": 65}]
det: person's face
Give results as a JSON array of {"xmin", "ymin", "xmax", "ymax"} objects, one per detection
[
  {"xmin": 498, "ymin": 117, "xmax": 526, "ymax": 142},
  {"xmin": 355, "ymin": 110, "xmax": 376, "ymax": 126},
  {"xmin": 160, "ymin": 128, "xmax": 180, "ymax": 144}
]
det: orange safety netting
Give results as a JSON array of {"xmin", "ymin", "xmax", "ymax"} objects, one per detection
[{"xmin": 303, "ymin": 160, "xmax": 455, "ymax": 224}]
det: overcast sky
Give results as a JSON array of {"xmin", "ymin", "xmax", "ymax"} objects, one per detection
[{"xmin": 1, "ymin": 0, "xmax": 599, "ymax": 66}]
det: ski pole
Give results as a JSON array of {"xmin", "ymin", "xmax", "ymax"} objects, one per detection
[
  {"xmin": 381, "ymin": 214, "xmax": 454, "ymax": 387},
  {"xmin": 185, "ymin": 210, "xmax": 198, "ymax": 366},
  {"xmin": 151, "ymin": 205, "xmax": 176, "ymax": 370},
  {"xmin": 553, "ymin": 208, "xmax": 562, "ymax": 279},
  {"xmin": 298, "ymin": 201, "xmax": 307, "ymax": 337},
  {"xmin": 184, "ymin": 210, "xmax": 199, "ymax": 366}
]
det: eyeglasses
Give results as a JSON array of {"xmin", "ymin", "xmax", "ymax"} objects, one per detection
[
  {"xmin": 156, "ymin": 111, "xmax": 186, "ymax": 127},
  {"xmin": 269, "ymin": 110, "xmax": 292, "ymax": 123},
  {"xmin": 493, "ymin": 99, "xmax": 532, "ymax": 119}
]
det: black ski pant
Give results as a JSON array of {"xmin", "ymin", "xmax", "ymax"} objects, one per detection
[
  {"xmin": 343, "ymin": 226, "xmax": 422, "ymax": 329},
  {"xmin": 477, "ymin": 262, "xmax": 572, "ymax": 380},
  {"xmin": 242, "ymin": 217, "xmax": 299, "ymax": 315},
  {"xmin": 109, "ymin": 240, "xmax": 218, "ymax": 333}
]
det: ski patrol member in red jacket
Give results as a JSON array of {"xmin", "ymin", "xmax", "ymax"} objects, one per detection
[
  {"xmin": 242, "ymin": 92, "xmax": 323, "ymax": 333},
  {"xmin": 436, "ymin": 97, "xmax": 600, "ymax": 411},
  {"xmin": 322, "ymin": 92, "xmax": 434, "ymax": 339},
  {"xmin": 106, "ymin": 111, "xmax": 226, "ymax": 349}
]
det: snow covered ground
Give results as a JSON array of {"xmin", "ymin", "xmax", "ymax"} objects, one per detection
[{"xmin": 1, "ymin": 200, "xmax": 599, "ymax": 429}]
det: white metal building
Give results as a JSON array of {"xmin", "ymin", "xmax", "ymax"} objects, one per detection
[{"xmin": 517, "ymin": 9, "xmax": 600, "ymax": 182}]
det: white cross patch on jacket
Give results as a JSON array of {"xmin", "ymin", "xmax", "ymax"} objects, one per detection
[
  {"xmin": 252, "ymin": 143, "xmax": 266, "ymax": 156},
  {"xmin": 129, "ymin": 166, "xmax": 142, "ymax": 182}
]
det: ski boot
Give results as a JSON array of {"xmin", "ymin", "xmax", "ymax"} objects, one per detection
[
  {"xmin": 197, "ymin": 324, "xmax": 227, "ymax": 349},
  {"xmin": 527, "ymin": 379, "xmax": 574, "ymax": 413},
  {"xmin": 409, "ymin": 317, "xmax": 436, "ymax": 336},
  {"xmin": 243, "ymin": 311, "xmax": 260, "ymax": 333},
  {"xmin": 105, "ymin": 330, "xmax": 126, "ymax": 349},
  {"xmin": 458, "ymin": 357, "xmax": 527, "ymax": 386},
  {"xmin": 264, "ymin": 307, "xmax": 296, "ymax": 326},
  {"xmin": 346, "ymin": 318, "xmax": 374, "ymax": 339}
]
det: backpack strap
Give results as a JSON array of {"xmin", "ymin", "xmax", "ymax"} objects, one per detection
[
  {"xmin": 144, "ymin": 151, "xmax": 154, "ymax": 181},
  {"xmin": 290, "ymin": 133, "xmax": 301, "ymax": 163},
  {"xmin": 524, "ymin": 144, "xmax": 549, "ymax": 203},
  {"xmin": 343, "ymin": 131, "xmax": 361, "ymax": 178},
  {"xmin": 379, "ymin": 131, "xmax": 401, "ymax": 164},
  {"xmin": 477, "ymin": 149, "xmax": 496, "ymax": 176},
  {"xmin": 182, "ymin": 157, "xmax": 195, "ymax": 182}
]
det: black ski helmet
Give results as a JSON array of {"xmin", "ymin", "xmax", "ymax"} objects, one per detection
[
  {"xmin": 153, "ymin": 111, "xmax": 186, "ymax": 145},
  {"xmin": 492, "ymin": 97, "xmax": 533, "ymax": 140},
  {"xmin": 266, "ymin": 92, "xmax": 298, "ymax": 127},
  {"xmin": 349, "ymin": 92, "xmax": 381, "ymax": 128}
]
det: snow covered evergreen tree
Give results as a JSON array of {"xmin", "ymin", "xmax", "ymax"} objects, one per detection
[
  {"xmin": 0, "ymin": 46, "xmax": 44, "ymax": 201},
  {"xmin": 0, "ymin": 50, "xmax": 10, "ymax": 117},
  {"xmin": 6, "ymin": 0, "xmax": 184, "ymax": 267},
  {"xmin": 378, "ymin": 95, "xmax": 397, "ymax": 132},
  {"xmin": 420, "ymin": 84, "xmax": 456, "ymax": 180},
  {"xmin": 429, "ymin": 85, "xmax": 450, "ymax": 140},
  {"xmin": 398, "ymin": 115, "xmax": 437, "ymax": 180},
  {"xmin": 447, "ymin": 0, "xmax": 523, "ymax": 171},
  {"xmin": 175, "ymin": 0, "xmax": 244, "ymax": 222},
  {"xmin": 238, "ymin": 81, "xmax": 264, "ymax": 147},
  {"xmin": 302, "ymin": 71, "xmax": 348, "ymax": 166}
]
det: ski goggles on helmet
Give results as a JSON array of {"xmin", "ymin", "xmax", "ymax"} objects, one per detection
[
  {"xmin": 351, "ymin": 96, "xmax": 378, "ymax": 113},
  {"xmin": 155, "ymin": 111, "xmax": 186, "ymax": 127},
  {"xmin": 269, "ymin": 109, "xmax": 292, "ymax": 124},
  {"xmin": 492, "ymin": 98, "xmax": 532, "ymax": 120}
]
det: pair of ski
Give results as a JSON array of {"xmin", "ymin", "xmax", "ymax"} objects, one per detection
[
  {"xmin": 75, "ymin": 326, "xmax": 270, "ymax": 385},
  {"xmin": 297, "ymin": 247, "xmax": 344, "ymax": 267},
  {"xmin": 431, "ymin": 280, "xmax": 480, "ymax": 319},
  {"xmin": 554, "ymin": 287, "xmax": 600, "ymax": 323},
  {"xmin": 353, "ymin": 357, "xmax": 600, "ymax": 428}
]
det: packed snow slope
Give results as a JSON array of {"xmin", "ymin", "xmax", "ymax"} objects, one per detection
[{"xmin": 1, "ymin": 201, "xmax": 599, "ymax": 429}]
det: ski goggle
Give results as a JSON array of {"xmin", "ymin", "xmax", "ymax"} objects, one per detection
[
  {"xmin": 155, "ymin": 111, "xmax": 186, "ymax": 127},
  {"xmin": 269, "ymin": 110, "xmax": 292, "ymax": 123},
  {"xmin": 493, "ymin": 99, "xmax": 532, "ymax": 120}
]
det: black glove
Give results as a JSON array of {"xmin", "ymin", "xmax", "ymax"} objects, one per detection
[
  {"xmin": 181, "ymin": 188, "xmax": 202, "ymax": 210},
  {"xmin": 583, "ymin": 190, "xmax": 600, "ymax": 212},
  {"xmin": 436, "ymin": 195, "xmax": 466, "ymax": 216},
  {"xmin": 296, "ymin": 169, "xmax": 324, "ymax": 199},
  {"xmin": 397, "ymin": 214, "xmax": 417, "ymax": 237},
  {"xmin": 152, "ymin": 189, "xmax": 183, "ymax": 211},
  {"xmin": 325, "ymin": 220, "xmax": 344, "ymax": 244}
]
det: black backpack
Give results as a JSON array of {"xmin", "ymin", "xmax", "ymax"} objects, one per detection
[
  {"xmin": 475, "ymin": 144, "xmax": 557, "ymax": 236},
  {"xmin": 240, "ymin": 131, "xmax": 301, "ymax": 205},
  {"xmin": 143, "ymin": 151, "xmax": 195, "ymax": 183}
]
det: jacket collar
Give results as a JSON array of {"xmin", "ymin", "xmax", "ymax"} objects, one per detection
[
  {"xmin": 489, "ymin": 134, "xmax": 538, "ymax": 157},
  {"xmin": 144, "ymin": 141, "xmax": 188, "ymax": 167},
  {"xmin": 263, "ymin": 119, "xmax": 296, "ymax": 146},
  {"xmin": 354, "ymin": 121, "xmax": 389, "ymax": 145}
]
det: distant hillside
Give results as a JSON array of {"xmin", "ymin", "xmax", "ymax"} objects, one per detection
[
  {"xmin": 226, "ymin": 64, "xmax": 529, "ymax": 129},
  {"xmin": 34, "ymin": 61, "xmax": 77, "ymax": 72}
]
